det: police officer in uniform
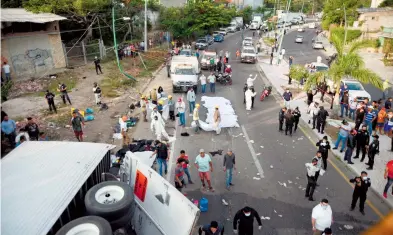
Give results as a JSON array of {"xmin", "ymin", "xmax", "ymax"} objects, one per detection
[
  {"xmin": 316, "ymin": 136, "xmax": 331, "ymax": 170},
  {"xmin": 354, "ymin": 125, "xmax": 370, "ymax": 162},
  {"xmin": 350, "ymin": 171, "xmax": 371, "ymax": 215}
]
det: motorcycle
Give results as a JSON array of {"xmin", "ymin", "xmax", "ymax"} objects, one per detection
[
  {"xmin": 215, "ymin": 72, "xmax": 232, "ymax": 85},
  {"xmin": 260, "ymin": 86, "xmax": 272, "ymax": 101}
]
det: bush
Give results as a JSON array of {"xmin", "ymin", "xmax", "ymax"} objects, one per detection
[
  {"xmin": 1, "ymin": 81, "xmax": 13, "ymax": 102},
  {"xmin": 330, "ymin": 28, "xmax": 361, "ymax": 43}
]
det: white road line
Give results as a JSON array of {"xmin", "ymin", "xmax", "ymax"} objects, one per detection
[
  {"xmin": 165, "ymin": 94, "xmax": 183, "ymax": 182},
  {"xmin": 241, "ymin": 125, "xmax": 265, "ymax": 178}
]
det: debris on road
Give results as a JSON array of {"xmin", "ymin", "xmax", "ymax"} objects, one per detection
[
  {"xmin": 270, "ymin": 165, "xmax": 273, "ymax": 169},
  {"xmin": 288, "ymin": 180, "xmax": 292, "ymax": 184},
  {"xmin": 261, "ymin": 216, "xmax": 270, "ymax": 220},
  {"xmin": 222, "ymin": 199, "xmax": 229, "ymax": 206},
  {"xmin": 260, "ymin": 146, "xmax": 264, "ymax": 148},
  {"xmin": 253, "ymin": 177, "xmax": 261, "ymax": 180},
  {"xmin": 256, "ymin": 153, "xmax": 261, "ymax": 156},
  {"xmin": 344, "ymin": 225, "xmax": 353, "ymax": 230},
  {"xmin": 278, "ymin": 215, "xmax": 282, "ymax": 217},
  {"xmin": 296, "ymin": 177, "xmax": 300, "ymax": 180},
  {"xmin": 249, "ymin": 140, "xmax": 254, "ymax": 143},
  {"xmin": 274, "ymin": 210, "xmax": 277, "ymax": 213}
]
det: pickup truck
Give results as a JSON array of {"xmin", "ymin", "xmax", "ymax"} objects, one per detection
[
  {"xmin": 170, "ymin": 56, "xmax": 200, "ymax": 93},
  {"xmin": 1, "ymin": 141, "xmax": 200, "ymax": 235}
]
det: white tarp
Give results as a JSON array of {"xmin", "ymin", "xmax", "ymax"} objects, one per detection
[{"xmin": 201, "ymin": 96, "xmax": 240, "ymax": 128}]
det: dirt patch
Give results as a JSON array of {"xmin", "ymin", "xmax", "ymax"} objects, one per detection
[{"xmin": 324, "ymin": 124, "xmax": 339, "ymax": 142}]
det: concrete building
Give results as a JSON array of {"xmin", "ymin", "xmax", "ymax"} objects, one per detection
[
  {"xmin": 1, "ymin": 8, "xmax": 67, "ymax": 79},
  {"xmin": 357, "ymin": 8, "xmax": 393, "ymax": 33},
  {"xmin": 370, "ymin": 0, "xmax": 384, "ymax": 8},
  {"xmin": 244, "ymin": 0, "xmax": 263, "ymax": 9}
]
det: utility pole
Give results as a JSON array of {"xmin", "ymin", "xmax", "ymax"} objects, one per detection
[
  {"xmin": 343, "ymin": 5, "xmax": 347, "ymax": 45},
  {"xmin": 144, "ymin": 0, "xmax": 148, "ymax": 52}
]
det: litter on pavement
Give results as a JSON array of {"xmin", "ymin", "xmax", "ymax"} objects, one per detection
[
  {"xmin": 253, "ymin": 177, "xmax": 261, "ymax": 180},
  {"xmin": 261, "ymin": 216, "xmax": 270, "ymax": 220}
]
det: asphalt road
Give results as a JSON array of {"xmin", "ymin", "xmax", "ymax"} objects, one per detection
[
  {"xmin": 281, "ymin": 29, "xmax": 393, "ymax": 101},
  {"xmin": 167, "ymin": 30, "xmax": 391, "ymax": 235}
]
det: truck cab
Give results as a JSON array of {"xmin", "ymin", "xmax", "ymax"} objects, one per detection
[{"xmin": 170, "ymin": 56, "xmax": 200, "ymax": 93}]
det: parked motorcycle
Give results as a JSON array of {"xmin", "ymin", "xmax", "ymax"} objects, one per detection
[
  {"xmin": 215, "ymin": 72, "xmax": 232, "ymax": 85},
  {"xmin": 260, "ymin": 86, "xmax": 272, "ymax": 101}
]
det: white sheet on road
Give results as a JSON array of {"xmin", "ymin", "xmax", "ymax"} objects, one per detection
[{"xmin": 201, "ymin": 96, "xmax": 240, "ymax": 128}]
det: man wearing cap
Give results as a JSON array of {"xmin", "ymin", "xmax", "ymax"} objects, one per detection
[
  {"xmin": 187, "ymin": 87, "xmax": 196, "ymax": 115},
  {"xmin": 233, "ymin": 206, "xmax": 262, "ymax": 235},
  {"xmin": 176, "ymin": 97, "xmax": 186, "ymax": 126},
  {"xmin": 199, "ymin": 221, "xmax": 224, "ymax": 235},
  {"xmin": 311, "ymin": 199, "xmax": 333, "ymax": 235},
  {"xmin": 366, "ymin": 134, "xmax": 379, "ymax": 170},
  {"xmin": 214, "ymin": 106, "xmax": 221, "ymax": 135},
  {"xmin": 193, "ymin": 103, "xmax": 201, "ymax": 133},
  {"xmin": 24, "ymin": 117, "xmax": 40, "ymax": 141},
  {"xmin": 223, "ymin": 149, "xmax": 236, "ymax": 190},
  {"xmin": 194, "ymin": 149, "xmax": 214, "ymax": 192},
  {"xmin": 350, "ymin": 171, "xmax": 371, "ymax": 215},
  {"xmin": 305, "ymin": 158, "xmax": 319, "ymax": 201},
  {"xmin": 167, "ymin": 95, "xmax": 175, "ymax": 121},
  {"xmin": 246, "ymin": 74, "xmax": 257, "ymax": 88}
]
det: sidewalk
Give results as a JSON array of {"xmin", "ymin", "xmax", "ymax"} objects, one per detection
[
  {"xmin": 359, "ymin": 51, "xmax": 393, "ymax": 84},
  {"xmin": 259, "ymin": 58, "xmax": 393, "ymax": 208}
]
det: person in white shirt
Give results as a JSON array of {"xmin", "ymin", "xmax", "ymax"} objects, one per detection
[
  {"xmin": 176, "ymin": 97, "xmax": 186, "ymax": 127},
  {"xmin": 308, "ymin": 102, "xmax": 319, "ymax": 129},
  {"xmin": 348, "ymin": 98, "xmax": 358, "ymax": 121},
  {"xmin": 305, "ymin": 158, "xmax": 319, "ymax": 201},
  {"xmin": 2, "ymin": 62, "xmax": 11, "ymax": 81},
  {"xmin": 208, "ymin": 72, "xmax": 216, "ymax": 93},
  {"xmin": 281, "ymin": 48, "xmax": 286, "ymax": 56},
  {"xmin": 246, "ymin": 74, "xmax": 257, "ymax": 88},
  {"xmin": 92, "ymin": 82, "xmax": 102, "ymax": 105},
  {"xmin": 200, "ymin": 74, "xmax": 207, "ymax": 94},
  {"xmin": 186, "ymin": 87, "xmax": 196, "ymax": 116},
  {"xmin": 311, "ymin": 198, "xmax": 333, "ymax": 235}
]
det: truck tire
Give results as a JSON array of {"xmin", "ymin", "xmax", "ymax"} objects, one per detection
[
  {"xmin": 85, "ymin": 181, "xmax": 133, "ymax": 221},
  {"xmin": 55, "ymin": 216, "xmax": 112, "ymax": 235},
  {"xmin": 109, "ymin": 208, "xmax": 133, "ymax": 231}
]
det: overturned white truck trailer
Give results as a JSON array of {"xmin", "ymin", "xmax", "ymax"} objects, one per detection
[{"xmin": 1, "ymin": 141, "xmax": 199, "ymax": 235}]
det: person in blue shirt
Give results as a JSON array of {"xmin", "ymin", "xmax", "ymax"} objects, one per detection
[
  {"xmin": 364, "ymin": 106, "xmax": 376, "ymax": 135},
  {"xmin": 1, "ymin": 115, "xmax": 16, "ymax": 148}
]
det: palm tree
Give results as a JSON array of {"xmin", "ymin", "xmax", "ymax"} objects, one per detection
[{"xmin": 305, "ymin": 33, "xmax": 383, "ymax": 116}]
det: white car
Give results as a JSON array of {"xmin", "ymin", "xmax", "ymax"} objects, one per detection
[
  {"xmin": 213, "ymin": 31, "xmax": 220, "ymax": 37},
  {"xmin": 219, "ymin": 28, "xmax": 229, "ymax": 35},
  {"xmin": 295, "ymin": 35, "xmax": 304, "ymax": 43},
  {"xmin": 200, "ymin": 51, "xmax": 218, "ymax": 70},
  {"xmin": 227, "ymin": 26, "xmax": 236, "ymax": 33},
  {"xmin": 309, "ymin": 22, "xmax": 316, "ymax": 29},
  {"xmin": 341, "ymin": 80, "xmax": 371, "ymax": 103},
  {"xmin": 240, "ymin": 46, "xmax": 257, "ymax": 64},
  {"xmin": 297, "ymin": 27, "xmax": 304, "ymax": 32},
  {"xmin": 312, "ymin": 41, "xmax": 324, "ymax": 49},
  {"xmin": 242, "ymin": 39, "xmax": 253, "ymax": 47}
]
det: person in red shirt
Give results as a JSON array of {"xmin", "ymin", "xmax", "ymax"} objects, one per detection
[
  {"xmin": 224, "ymin": 65, "xmax": 232, "ymax": 74},
  {"xmin": 383, "ymin": 160, "xmax": 393, "ymax": 198},
  {"xmin": 178, "ymin": 150, "xmax": 194, "ymax": 184}
]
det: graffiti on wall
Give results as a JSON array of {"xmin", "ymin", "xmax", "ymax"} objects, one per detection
[{"xmin": 11, "ymin": 48, "xmax": 54, "ymax": 76}]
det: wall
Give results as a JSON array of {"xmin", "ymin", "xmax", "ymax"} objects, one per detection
[
  {"xmin": 1, "ymin": 31, "xmax": 66, "ymax": 79},
  {"xmin": 358, "ymin": 11, "xmax": 393, "ymax": 32}
]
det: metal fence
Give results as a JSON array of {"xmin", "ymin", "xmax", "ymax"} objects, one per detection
[{"xmin": 63, "ymin": 39, "xmax": 106, "ymax": 68}]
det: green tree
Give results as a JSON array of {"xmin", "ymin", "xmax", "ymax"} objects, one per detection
[
  {"xmin": 238, "ymin": 6, "xmax": 253, "ymax": 23},
  {"xmin": 379, "ymin": 0, "xmax": 393, "ymax": 7},
  {"xmin": 306, "ymin": 33, "xmax": 382, "ymax": 114}
]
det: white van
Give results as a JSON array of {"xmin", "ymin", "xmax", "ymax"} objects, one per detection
[{"xmin": 170, "ymin": 56, "xmax": 200, "ymax": 93}]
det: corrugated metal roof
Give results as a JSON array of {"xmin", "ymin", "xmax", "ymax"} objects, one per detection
[
  {"xmin": 1, "ymin": 141, "xmax": 116, "ymax": 235},
  {"xmin": 1, "ymin": 8, "xmax": 67, "ymax": 23}
]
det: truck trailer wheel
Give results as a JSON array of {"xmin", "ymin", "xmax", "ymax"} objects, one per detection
[
  {"xmin": 55, "ymin": 216, "xmax": 112, "ymax": 235},
  {"xmin": 109, "ymin": 208, "xmax": 134, "ymax": 231},
  {"xmin": 85, "ymin": 181, "xmax": 133, "ymax": 221}
]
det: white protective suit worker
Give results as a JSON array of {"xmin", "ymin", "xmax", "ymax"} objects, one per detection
[
  {"xmin": 246, "ymin": 74, "xmax": 257, "ymax": 88},
  {"xmin": 150, "ymin": 106, "xmax": 170, "ymax": 141},
  {"xmin": 245, "ymin": 88, "xmax": 256, "ymax": 111}
]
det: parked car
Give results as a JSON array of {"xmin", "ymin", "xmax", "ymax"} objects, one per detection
[
  {"xmin": 195, "ymin": 39, "xmax": 209, "ymax": 50},
  {"xmin": 214, "ymin": 34, "xmax": 224, "ymax": 42},
  {"xmin": 240, "ymin": 46, "xmax": 257, "ymax": 64},
  {"xmin": 242, "ymin": 38, "xmax": 253, "ymax": 47},
  {"xmin": 179, "ymin": 49, "xmax": 192, "ymax": 56},
  {"xmin": 213, "ymin": 31, "xmax": 220, "ymax": 37},
  {"xmin": 200, "ymin": 51, "xmax": 218, "ymax": 70},
  {"xmin": 309, "ymin": 22, "xmax": 316, "ymax": 29},
  {"xmin": 291, "ymin": 17, "xmax": 304, "ymax": 25},
  {"xmin": 340, "ymin": 79, "xmax": 371, "ymax": 103},
  {"xmin": 219, "ymin": 28, "xmax": 229, "ymax": 35},
  {"xmin": 205, "ymin": 35, "xmax": 214, "ymax": 45},
  {"xmin": 227, "ymin": 25, "xmax": 236, "ymax": 33},
  {"xmin": 312, "ymin": 41, "xmax": 324, "ymax": 49},
  {"xmin": 295, "ymin": 35, "xmax": 304, "ymax": 43}
]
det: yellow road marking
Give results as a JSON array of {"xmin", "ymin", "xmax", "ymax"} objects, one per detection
[{"xmin": 298, "ymin": 125, "xmax": 385, "ymax": 219}]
